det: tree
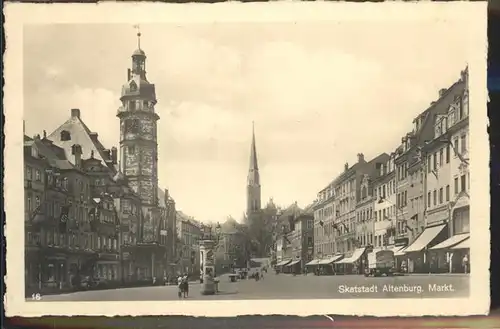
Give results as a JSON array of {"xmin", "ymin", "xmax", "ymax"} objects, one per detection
[{"xmin": 243, "ymin": 203, "xmax": 279, "ymax": 258}]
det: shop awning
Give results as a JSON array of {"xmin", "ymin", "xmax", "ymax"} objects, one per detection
[
  {"xmin": 287, "ymin": 259, "xmax": 301, "ymax": 266},
  {"xmin": 395, "ymin": 247, "xmax": 407, "ymax": 256},
  {"xmin": 336, "ymin": 247, "xmax": 366, "ymax": 264},
  {"xmin": 317, "ymin": 254, "xmax": 343, "ymax": 265},
  {"xmin": 451, "ymin": 237, "xmax": 470, "ymax": 250},
  {"xmin": 403, "ymin": 224, "xmax": 446, "ymax": 253},
  {"xmin": 276, "ymin": 259, "xmax": 292, "ymax": 266},
  {"xmin": 305, "ymin": 259, "xmax": 321, "ymax": 266},
  {"xmin": 430, "ymin": 233, "xmax": 470, "ymax": 250},
  {"xmin": 387, "ymin": 245, "xmax": 406, "ymax": 254}
]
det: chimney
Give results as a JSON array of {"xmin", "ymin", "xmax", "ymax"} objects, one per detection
[
  {"xmin": 357, "ymin": 153, "xmax": 365, "ymax": 163},
  {"xmin": 72, "ymin": 144, "xmax": 83, "ymax": 168},
  {"xmin": 430, "ymin": 101, "xmax": 436, "ymax": 106},
  {"xmin": 89, "ymin": 132, "xmax": 98, "ymax": 142},
  {"xmin": 439, "ymin": 88, "xmax": 447, "ymax": 97},
  {"xmin": 104, "ymin": 149, "xmax": 111, "ymax": 159},
  {"xmin": 111, "ymin": 147, "xmax": 118, "ymax": 164},
  {"xmin": 344, "ymin": 162, "xmax": 349, "ymax": 172},
  {"xmin": 71, "ymin": 108, "xmax": 81, "ymax": 118}
]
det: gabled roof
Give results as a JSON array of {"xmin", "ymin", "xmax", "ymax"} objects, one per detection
[
  {"xmin": 48, "ymin": 110, "xmax": 115, "ymax": 172},
  {"xmin": 24, "ymin": 137, "xmax": 75, "ymax": 171}
]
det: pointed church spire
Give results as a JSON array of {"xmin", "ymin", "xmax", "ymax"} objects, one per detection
[
  {"xmin": 247, "ymin": 122, "xmax": 261, "ymax": 215},
  {"xmin": 249, "ymin": 121, "xmax": 259, "ymax": 171}
]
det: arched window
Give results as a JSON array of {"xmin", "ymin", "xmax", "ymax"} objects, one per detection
[{"xmin": 129, "ymin": 81, "xmax": 138, "ymax": 92}]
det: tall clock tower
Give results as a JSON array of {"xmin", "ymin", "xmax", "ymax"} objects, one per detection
[{"xmin": 117, "ymin": 31, "xmax": 159, "ymax": 212}]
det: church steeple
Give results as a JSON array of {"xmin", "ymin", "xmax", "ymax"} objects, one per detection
[{"xmin": 247, "ymin": 122, "xmax": 261, "ymax": 215}]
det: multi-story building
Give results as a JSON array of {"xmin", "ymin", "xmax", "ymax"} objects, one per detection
[
  {"xmin": 286, "ymin": 205, "xmax": 314, "ymax": 273},
  {"xmin": 355, "ymin": 174, "xmax": 375, "ymax": 249},
  {"xmin": 372, "ymin": 154, "xmax": 397, "ymax": 248},
  {"xmin": 175, "ymin": 213, "xmax": 202, "ymax": 276},
  {"xmin": 313, "ymin": 187, "xmax": 336, "ymax": 260},
  {"xmin": 403, "ymin": 67, "xmax": 469, "ymax": 273},
  {"xmin": 333, "ymin": 153, "xmax": 389, "ymax": 255},
  {"xmin": 274, "ymin": 203, "xmax": 301, "ymax": 272},
  {"xmin": 311, "ymin": 153, "xmax": 389, "ymax": 275}
]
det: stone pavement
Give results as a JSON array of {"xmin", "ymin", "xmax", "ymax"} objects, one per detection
[{"xmin": 34, "ymin": 272, "xmax": 469, "ymax": 301}]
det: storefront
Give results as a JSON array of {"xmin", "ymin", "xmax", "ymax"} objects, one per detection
[
  {"xmin": 335, "ymin": 247, "xmax": 367, "ymax": 274},
  {"xmin": 315, "ymin": 254, "xmax": 343, "ymax": 275},
  {"xmin": 402, "ymin": 223, "xmax": 447, "ymax": 273},
  {"xmin": 275, "ymin": 259, "xmax": 291, "ymax": 273},
  {"xmin": 428, "ymin": 233, "xmax": 469, "ymax": 273},
  {"xmin": 286, "ymin": 258, "xmax": 302, "ymax": 274}
]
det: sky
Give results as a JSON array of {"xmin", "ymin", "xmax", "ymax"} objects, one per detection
[{"xmin": 23, "ymin": 21, "xmax": 469, "ymax": 223}]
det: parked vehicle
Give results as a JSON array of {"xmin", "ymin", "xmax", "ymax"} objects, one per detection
[{"xmin": 365, "ymin": 249, "xmax": 395, "ymax": 277}]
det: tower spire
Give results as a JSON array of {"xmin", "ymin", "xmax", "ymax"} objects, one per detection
[
  {"xmin": 249, "ymin": 121, "xmax": 258, "ymax": 171},
  {"xmin": 133, "ymin": 24, "xmax": 141, "ymax": 49},
  {"xmin": 247, "ymin": 122, "xmax": 261, "ymax": 215}
]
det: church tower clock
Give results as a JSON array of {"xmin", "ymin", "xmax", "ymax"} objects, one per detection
[{"xmin": 117, "ymin": 30, "xmax": 159, "ymax": 214}]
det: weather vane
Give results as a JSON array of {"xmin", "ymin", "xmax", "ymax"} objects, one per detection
[{"xmin": 133, "ymin": 24, "xmax": 141, "ymax": 49}]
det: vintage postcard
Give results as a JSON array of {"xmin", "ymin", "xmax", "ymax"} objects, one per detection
[{"xmin": 4, "ymin": 1, "xmax": 489, "ymax": 317}]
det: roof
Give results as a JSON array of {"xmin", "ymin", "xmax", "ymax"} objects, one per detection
[
  {"xmin": 24, "ymin": 137, "xmax": 75, "ymax": 171},
  {"xmin": 48, "ymin": 110, "xmax": 116, "ymax": 172},
  {"xmin": 133, "ymin": 48, "xmax": 146, "ymax": 57}
]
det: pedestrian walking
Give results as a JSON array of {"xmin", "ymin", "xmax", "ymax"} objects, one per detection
[
  {"xmin": 462, "ymin": 254, "xmax": 469, "ymax": 274},
  {"xmin": 182, "ymin": 274, "xmax": 189, "ymax": 298},
  {"xmin": 177, "ymin": 275, "xmax": 183, "ymax": 298}
]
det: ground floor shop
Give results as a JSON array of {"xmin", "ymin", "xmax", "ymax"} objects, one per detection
[{"xmin": 121, "ymin": 244, "xmax": 168, "ymax": 282}]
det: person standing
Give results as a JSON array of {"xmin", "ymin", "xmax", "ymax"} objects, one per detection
[
  {"xmin": 177, "ymin": 275, "xmax": 183, "ymax": 298},
  {"xmin": 182, "ymin": 274, "xmax": 189, "ymax": 298},
  {"xmin": 462, "ymin": 254, "xmax": 469, "ymax": 274}
]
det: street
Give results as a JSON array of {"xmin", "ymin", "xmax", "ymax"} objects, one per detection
[{"xmin": 34, "ymin": 273, "xmax": 469, "ymax": 301}]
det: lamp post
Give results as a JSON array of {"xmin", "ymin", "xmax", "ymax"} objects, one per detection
[{"xmin": 199, "ymin": 222, "xmax": 222, "ymax": 295}]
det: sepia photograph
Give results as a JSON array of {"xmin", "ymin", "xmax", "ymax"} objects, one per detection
[{"xmin": 4, "ymin": 2, "xmax": 489, "ymax": 317}]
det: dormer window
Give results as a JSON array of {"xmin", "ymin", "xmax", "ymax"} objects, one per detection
[
  {"xmin": 31, "ymin": 147, "xmax": 38, "ymax": 158},
  {"xmin": 130, "ymin": 81, "xmax": 138, "ymax": 92},
  {"xmin": 60, "ymin": 130, "xmax": 71, "ymax": 141}
]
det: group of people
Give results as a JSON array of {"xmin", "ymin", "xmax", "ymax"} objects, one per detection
[{"xmin": 177, "ymin": 274, "xmax": 190, "ymax": 298}]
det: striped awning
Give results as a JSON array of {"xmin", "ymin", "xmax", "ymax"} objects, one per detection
[
  {"xmin": 287, "ymin": 259, "xmax": 301, "ymax": 266},
  {"xmin": 451, "ymin": 237, "xmax": 470, "ymax": 250},
  {"xmin": 431, "ymin": 233, "xmax": 470, "ymax": 250},
  {"xmin": 305, "ymin": 259, "xmax": 321, "ymax": 266},
  {"xmin": 318, "ymin": 254, "xmax": 343, "ymax": 265},
  {"xmin": 276, "ymin": 259, "xmax": 292, "ymax": 266}
]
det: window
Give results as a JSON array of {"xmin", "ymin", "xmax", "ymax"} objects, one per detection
[
  {"xmin": 439, "ymin": 188, "xmax": 443, "ymax": 204},
  {"xmin": 446, "ymin": 145, "xmax": 450, "ymax": 163},
  {"xmin": 35, "ymin": 196, "xmax": 41, "ymax": 208},
  {"xmin": 461, "ymin": 175, "xmax": 466, "ymax": 192},
  {"xmin": 439, "ymin": 149, "xmax": 444, "ymax": 167},
  {"xmin": 35, "ymin": 170, "xmax": 41, "ymax": 182},
  {"xmin": 454, "ymin": 177, "xmax": 459, "ymax": 194},
  {"xmin": 433, "ymin": 153, "xmax": 437, "ymax": 170},
  {"xmin": 26, "ymin": 166, "xmax": 32, "ymax": 180},
  {"xmin": 128, "ymin": 145, "xmax": 136, "ymax": 154},
  {"xmin": 433, "ymin": 190, "xmax": 437, "ymax": 206},
  {"xmin": 427, "ymin": 156, "xmax": 431, "ymax": 173},
  {"xmin": 27, "ymin": 195, "xmax": 32, "ymax": 213},
  {"xmin": 60, "ymin": 130, "xmax": 71, "ymax": 141},
  {"xmin": 453, "ymin": 137, "xmax": 459, "ymax": 157},
  {"xmin": 427, "ymin": 192, "xmax": 431, "ymax": 208},
  {"xmin": 446, "ymin": 185, "xmax": 450, "ymax": 202},
  {"xmin": 461, "ymin": 134, "xmax": 467, "ymax": 154}
]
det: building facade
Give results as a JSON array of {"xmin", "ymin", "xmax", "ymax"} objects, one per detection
[
  {"xmin": 176, "ymin": 213, "xmax": 202, "ymax": 276},
  {"xmin": 400, "ymin": 67, "xmax": 470, "ymax": 273},
  {"xmin": 372, "ymin": 155, "xmax": 397, "ymax": 248}
]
